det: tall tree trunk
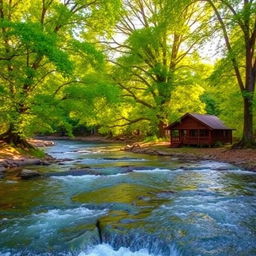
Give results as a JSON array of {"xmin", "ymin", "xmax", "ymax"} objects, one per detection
[
  {"xmin": 158, "ymin": 120, "xmax": 167, "ymax": 138},
  {"xmin": 235, "ymin": 92, "xmax": 255, "ymax": 148},
  {"xmin": 242, "ymin": 95, "xmax": 254, "ymax": 144}
]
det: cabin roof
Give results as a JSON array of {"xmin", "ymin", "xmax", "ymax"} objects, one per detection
[{"xmin": 168, "ymin": 113, "xmax": 233, "ymax": 130}]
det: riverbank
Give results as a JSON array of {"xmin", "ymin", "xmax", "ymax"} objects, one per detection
[
  {"xmin": 124, "ymin": 142, "xmax": 256, "ymax": 172},
  {"xmin": 0, "ymin": 139, "xmax": 55, "ymax": 172},
  {"xmin": 0, "ymin": 135, "xmax": 126, "ymax": 173},
  {"xmin": 36, "ymin": 135, "xmax": 129, "ymax": 143},
  {"xmin": 1, "ymin": 136, "xmax": 256, "ymax": 173}
]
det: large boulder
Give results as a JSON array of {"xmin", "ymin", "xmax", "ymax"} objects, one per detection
[{"xmin": 20, "ymin": 169, "xmax": 41, "ymax": 179}]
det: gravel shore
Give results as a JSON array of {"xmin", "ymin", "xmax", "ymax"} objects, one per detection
[{"xmin": 124, "ymin": 142, "xmax": 256, "ymax": 172}]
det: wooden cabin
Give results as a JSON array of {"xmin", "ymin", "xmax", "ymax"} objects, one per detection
[{"xmin": 167, "ymin": 113, "xmax": 234, "ymax": 147}]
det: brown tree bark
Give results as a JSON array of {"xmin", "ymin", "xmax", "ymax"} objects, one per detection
[
  {"xmin": 207, "ymin": 0, "xmax": 256, "ymax": 148},
  {"xmin": 157, "ymin": 120, "xmax": 167, "ymax": 138},
  {"xmin": 0, "ymin": 125, "xmax": 34, "ymax": 149},
  {"xmin": 236, "ymin": 90, "xmax": 255, "ymax": 148}
]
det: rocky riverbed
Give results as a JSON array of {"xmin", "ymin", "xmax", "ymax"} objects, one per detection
[{"xmin": 0, "ymin": 139, "xmax": 255, "ymax": 256}]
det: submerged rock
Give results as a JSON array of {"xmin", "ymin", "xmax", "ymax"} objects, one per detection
[
  {"xmin": 59, "ymin": 158, "xmax": 73, "ymax": 162},
  {"xmin": 40, "ymin": 161, "xmax": 51, "ymax": 166},
  {"xmin": 119, "ymin": 166, "xmax": 157, "ymax": 173},
  {"xmin": 214, "ymin": 166, "xmax": 237, "ymax": 171},
  {"xmin": 137, "ymin": 195, "xmax": 151, "ymax": 201},
  {"xmin": 48, "ymin": 169, "xmax": 102, "ymax": 177},
  {"xmin": 102, "ymin": 157, "xmax": 141, "ymax": 161},
  {"xmin": 19, "ymin": 169, "xmax": 41, "ymax": 179},
  {"xmin": 155, "ymin": 190, "xmax": 176, "ymax": 199}
]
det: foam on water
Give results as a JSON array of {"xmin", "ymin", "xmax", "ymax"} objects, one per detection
[
  {"xmin": 1, "ymin": 207, "xmax": 108, "ymax": 239},
  {"xmin": 197, "ymin": 161, "xmax": 233, "ymax": 169},
  {"xmin": 51, "ymin": 173, "xmax": 127, "ymax": 182},
  {"xmin": 32, "ymin": 206, "xmax": 104, "ymax": 221},
  {"xmin": 79, "ymin": 243, "xmax": 180, "ymax": 256},
  {"xmin": 51, "ymin": 174, "xmax": 100, "ymax": 181},
  {"xmin": 80, "ymin": 244, "xmax": 154, "ymax": 256},
  {"xmin": 133, "ymin": 168, "xmax": 172, "ymax": 173},
  {"xmin": 0, "ymin": 243, "xmax": 181, "ymax": 256},
  {"xmin": 29, "ymin": 207, "xmax": 107, "ymax": 230}
]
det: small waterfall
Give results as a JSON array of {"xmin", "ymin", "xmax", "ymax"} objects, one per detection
[
  {"xmin": 96, "ymin": 228, "xmax": 182, "ymax": 256},
  {"xmin": 80, "ymin": 243, "xmax": 170, "ymax": 256}
]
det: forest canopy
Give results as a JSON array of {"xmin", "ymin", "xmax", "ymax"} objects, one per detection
[{"xmin": 0, "ymin": 0, "xmax": 255, "ymax": 147}]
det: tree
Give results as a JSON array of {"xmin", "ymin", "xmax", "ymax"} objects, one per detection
[
  {"xmin": 205, "ymin": 0, "xmax": 256, "ymax": 147},
  {"xmin": 104, "ymin": 0, "xmax": 211, "ymax": 137},
  {"xmin": 0, "ymin": 0, "xmax": 120, "ymax": 147}
]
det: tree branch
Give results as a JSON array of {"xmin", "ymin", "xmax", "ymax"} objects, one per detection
[
  {"xmin": 207, "ymin": 0, "xmax": 245, "ymax": 91},
  {"xmin": 107, "ymin": 117, "xmax": 150, "ymax": 128}
]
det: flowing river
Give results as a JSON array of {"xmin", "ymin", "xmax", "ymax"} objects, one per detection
[{"xmin": 0, "ymin": 140, "xmax": 256, "ymax": 256}]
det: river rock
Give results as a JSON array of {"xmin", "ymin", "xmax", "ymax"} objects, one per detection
[
  {"xmin": 71, "ymin": 165, "xmax": 92, "ymax": 169},
  {"xmin": 16, "ymin": 159, "xmax": 42, "ymax": 167},
  {"xmin": 0, "ymin": 166, "xmax": 6, "ymax": 178},
  {"xmin": 30, "ymin": 139, "xmax": 55, "ymax": 147},
  {"xmin": 0, "ymin": 171, "xmax": 4, "ymax": 179},
  {"xmin": 0, "ymin": 166, "xmax": 6, "ymax": 172},
  {"xmin": 120, "ymin": 218, "xmax": 136, "ymax": 224},
  {"xmin": 155, "ymin": 190, "xmax": 176, "ymax": 199},
  {"xmin": 138, "ymin": 195, "xmax": 151, "ymax": 201},
  {"xmin": 58, "ymin": 162, "xmax": 66, "ymax": 165},
  {"xmin": 40, "ymin": 161, "xmax": 51, "ymax": 166},
  {"xmin": 156, "ymin": 151, "xmax": 172, "ymax": 156},
  {"xmin": 60, "ymin": 158, "xmax": 73, "ymax": 162},
  {"xmin": 20, "ymin": 169, "xmax": 41, "ymax": 179},
  {"xmin": 119, "ymin": 166, "xmax": 156, "ymax": 173},
  {"xmin": 215, "ymin": 165, "xmax": 239, "ymax": 171},
  {"xmin": 124, "ymin": 143, "xmax": 141, "ymax": 151}
]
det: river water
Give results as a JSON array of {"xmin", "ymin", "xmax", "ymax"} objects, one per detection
[{"xmin": 0, "ymin": 140, "xmax": 256, "ymax": 256}]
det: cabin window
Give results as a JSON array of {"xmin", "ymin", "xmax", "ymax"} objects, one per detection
[
  {"xmin": 189, "ymin": 130, "xmax": 198, "ymax": 136},
  {"xmin": 224, "ymin": 130, "xmax": 229, "ymax": 137},
  {"xmin": 216, "ymin": 130, "xmax": 224, "ymax": 136},
  {"xmin": 200, "ymin": 130, "xmax": 209, "ymax": 136},
  {"xmin": 171, "ymin": 130, "xmax": 179, "ymax": 137},
  {"xmin": 181, "ymin": 130, "xmax": 187, "ymax": 136}
]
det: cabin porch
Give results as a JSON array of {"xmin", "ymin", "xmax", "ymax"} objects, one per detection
[
  {"xmin": 170, "ymin": 129, "xmax": 213, "ymax": 147},
  {"xmin": 170, "ymin": 129, "xmax": 233, "ymax": 147}
]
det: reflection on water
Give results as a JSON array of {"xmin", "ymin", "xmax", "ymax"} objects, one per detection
[{"xmin": 0, "ymin": 140, "xmax": 256, "ymax": 256}]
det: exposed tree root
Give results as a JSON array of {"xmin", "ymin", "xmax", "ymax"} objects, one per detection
[
  {"xmin": 232, "ymin": 139, "xmax": 256, "ymax": 149},
  {"xmin": 0, "ymin": 129, "xmax": 35, "ymax": 150}
]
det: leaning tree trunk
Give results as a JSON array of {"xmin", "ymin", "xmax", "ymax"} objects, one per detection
[{"xmin": 0, "ymin": 124, "xmax": 34, "ymax": 149}]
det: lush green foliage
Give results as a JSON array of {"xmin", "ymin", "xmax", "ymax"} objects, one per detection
[
  {"xmin": 0, "ymin": 0, "xmax": 255, "ymax": 145},
  {"xmin": 0, "ymin": 0, "xmax": 121, "ymax": 141}
]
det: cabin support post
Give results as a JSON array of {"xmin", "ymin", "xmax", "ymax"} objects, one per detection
[
  {"xmin": 209, "ymin": 130, "xmax": 212, "ymax": 147},
  {"xmin": 198, "ymin": 129, "xmax": 200, "ymax": 146}
]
